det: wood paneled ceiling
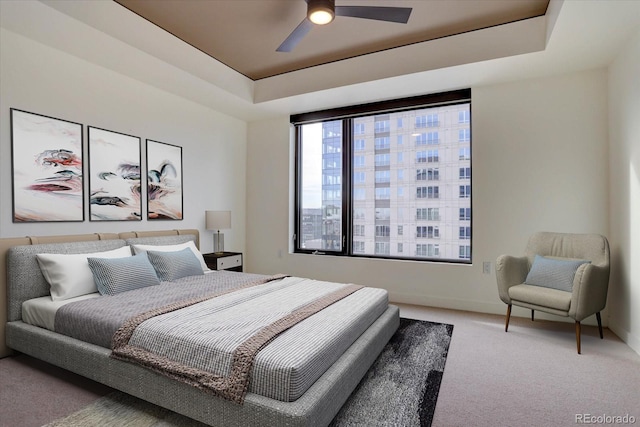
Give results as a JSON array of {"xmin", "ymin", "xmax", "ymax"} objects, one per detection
[{"xmin": 114, "ymin": 0, "xmax": 549, "ymax": 81}]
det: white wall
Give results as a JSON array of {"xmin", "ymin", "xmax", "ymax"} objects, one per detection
[
  {"xmin": 246, "ymin": 69, "xmax": 610, "ymax": 324},
  {"xmin": 608, "ymin": 30, "xmax": 640, "ymax": 354},
  {"xmin": 0, "ymin": 29, "xmax": 247, "ymax": 254}
]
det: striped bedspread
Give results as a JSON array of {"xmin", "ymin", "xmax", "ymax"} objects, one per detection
[{"xmin": 55, "ymin": 272, "xmax": 389, "ymax": 403}]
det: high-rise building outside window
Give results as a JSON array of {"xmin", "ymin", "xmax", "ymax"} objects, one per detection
[{"xmin": 294, "ymin": 89, "xmax": 472, "ymax": 262}]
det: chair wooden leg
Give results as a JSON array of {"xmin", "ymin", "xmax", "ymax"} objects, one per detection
[
  {"xmin": 505, "ymin": 304, "xmax": 512, "ymax": 332},
  {"xmin": 575, "ymin": 321, "xmax": 581, "ymax": 354},
  {"xmin": 531, "ymin": 310, "xmax": 534, "ymax": 321},
  {"xmin": 596, "ymin": 312, "xmax": 603, "ymax": 339}
]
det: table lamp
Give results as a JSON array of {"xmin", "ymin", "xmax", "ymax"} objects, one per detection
[{"xmin": 205, "ymin": 210, "xmax": 231, "ymax": 254}]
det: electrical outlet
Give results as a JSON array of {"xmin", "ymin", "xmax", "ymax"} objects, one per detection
[{"xmin": 482, "ymin": 261, "xmax": 491, "ymax": 275}]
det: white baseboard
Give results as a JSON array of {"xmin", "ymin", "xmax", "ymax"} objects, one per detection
[
  {"xmin": 608, "ymin": 321, "xmax": 640, "ymax": 356},
  {"xmin": 388, "ymin": 292, "xmax": 605, "ymax": 327},
  {"xmin": 389, "ymin": 292, "xmax": 505, "ymax": 316}
]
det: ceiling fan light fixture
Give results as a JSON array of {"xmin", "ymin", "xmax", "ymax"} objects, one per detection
[{"xmin": 308, "ymin": 0, "xmax": 335, "ymax": 25}]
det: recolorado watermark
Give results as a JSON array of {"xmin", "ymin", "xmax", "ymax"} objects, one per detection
[{"xmin": 576, "ymin": 414, "xmax": 636, "ymax": 424}]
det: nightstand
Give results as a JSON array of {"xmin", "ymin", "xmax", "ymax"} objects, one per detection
[{"xmin": 203, "ymin": 252, "xmax": 243, "ymax": 272}]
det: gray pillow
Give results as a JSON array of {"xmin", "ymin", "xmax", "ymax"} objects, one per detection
[
  {"xmin": 146, "ymin": 247, "xmax": 204, "ymax": 282},
  {"xmin": 88, "ymin": 252, "xmax": 161, "ymax": 296},
  {"xmin": 525, "ymin": 255, "xmax": 590, "ymax": 292}
]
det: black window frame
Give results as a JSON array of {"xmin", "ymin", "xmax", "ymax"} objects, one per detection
[{"xmin": 292, "ymin": 89, "xmax": 472, "ymax": 263}]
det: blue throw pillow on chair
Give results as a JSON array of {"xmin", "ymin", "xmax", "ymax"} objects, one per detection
[{"xmin": 525, "ymin": 255, "xmax": 590, "ymax": 292}]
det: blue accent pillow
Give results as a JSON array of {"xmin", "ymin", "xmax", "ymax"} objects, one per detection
[
  {"xmin": 146, "ymin": 247, "xmax": 204, "ymax": 282},
  {"xmin": 525, "ymin": 255, "xmax": 590, "ymax": 292},
  {"xmin": 88, "ymin": 252, "xmax": 161, "ymax": 296}
]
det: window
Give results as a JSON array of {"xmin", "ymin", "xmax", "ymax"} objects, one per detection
[
  {"xmin": 428, "ymin": 208, "xmax": 440, "ymax": 221},
  {"xmin": 375, "ymin": 120, "xmax": 390, "ymax": 133},
  {"xmin": 459, "ymin": 245, "xmax": 471, "ymax": 259},
  {"xmin": 416, "ymin": 244, "xmax": 439, "ymax": 257},
  {"xmin": 459, "ymin": 227, "xmax": 471, "ymax": 240},
  {"xmin": 375, "ymin": 137, "xmax": 390, "ymax": 150},
  {"xmin": 428, "ymin": 168, "xmax": 439, "ymax": 181},
  {"xmin": 375, "ymin": 170, "xmax": 390, "ymax": 183},
  {"xmin": 417, "ymin": 226, "xmax": 439, "ymax": 238},
  {"xmin": 375, "ymin": 208, "xmax": 390, "ymax": 220},
  {"xmin": 375, "ymin": 187, "xmax": 390, "ymax": 199},
  {"xmin": 459, "ymin": 110, "xmax": 470, "ymax": 123},
  {"xmin": 415, "ymin": 132, "xmax": 439, "ymax": 145},
  {"xmin": 376, "ymin": 225, "xmax": 390, "ymax": 237},
  {"xmin": 459, "ymin": 208, "xmax": 471, "ymax": 221},
  {"xmin": 294, "ymin": 89, "xmax": 472, "ymax": 262},
  {"xmin": 428, "ymin": 150, "xmax": 439, "ymax": 162},
  {"xmin": 417, "ymin": 186, "xmax": 439, "ymax": 199},
  {"xmin": 375, "ymin": 153, "xmax": 390, "ymax": 166},
  {"xmin": 375, "ymin": 242, "xmax": 390, "ymax": 255}
]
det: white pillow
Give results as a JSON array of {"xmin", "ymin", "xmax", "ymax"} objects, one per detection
[
  {"xmin": 36, "ymin": 246, "xmax": 132, "ymax": 301},
  {"xmin": 131, "ymin": 240, "xmax": 209, "ymax": 272}
]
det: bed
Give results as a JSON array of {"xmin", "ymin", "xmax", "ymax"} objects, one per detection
[{"xmin": 2, "ymin": 229, "xmax": 399, "ymax": 427}]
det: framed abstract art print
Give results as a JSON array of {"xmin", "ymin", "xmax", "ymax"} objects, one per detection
[
  {"xmin": 11, "ymin": 109, "xmax": 84, "ymax": 222},
  {"xmin": 88, "ymin": 126, "xmax": 142, "ymax": 221},
  {"xmin": 146, "ymin": 139, "xmax": 183, "ymax": 220}
]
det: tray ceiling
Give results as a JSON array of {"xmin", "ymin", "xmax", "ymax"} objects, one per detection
[{"xmin": 114, "ymin": 0, "xmax": 549, "ymax": 81}]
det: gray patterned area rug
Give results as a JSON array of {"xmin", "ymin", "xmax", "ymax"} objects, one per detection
[{"xmin": 44, "ymin": 318, "xmax": 453, "ymax": 427}]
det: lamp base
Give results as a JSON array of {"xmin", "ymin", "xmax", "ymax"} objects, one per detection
[{"xmin": 213, "ymin": 232, "xmax": 225, "ymax": 254}]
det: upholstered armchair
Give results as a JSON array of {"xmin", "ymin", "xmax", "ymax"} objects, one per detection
[{"xmin": 496, "ymin": 232, "xmax": 610, "ymax": 354}]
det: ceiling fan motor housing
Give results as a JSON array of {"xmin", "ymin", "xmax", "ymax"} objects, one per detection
[{"xmin": 308, "ymin": 0, "xmax": 336, "ymax": 25}]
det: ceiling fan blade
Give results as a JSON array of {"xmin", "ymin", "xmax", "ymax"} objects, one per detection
[
  {"xmin": 277, "ymin": 18, "xmax": 315, "ymax": 52},
  {"xmin": 335, "ymin": 6, "xmax": 412, "ymax": 24}
]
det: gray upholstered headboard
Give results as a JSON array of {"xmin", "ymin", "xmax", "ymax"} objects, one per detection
[
  {"xmin": 7, "ymin": 239, "xmax": 127, "ymax": 323},
  {"xmin": 1, "ymin": 229, "xmax": 199, "ymax": 358}
]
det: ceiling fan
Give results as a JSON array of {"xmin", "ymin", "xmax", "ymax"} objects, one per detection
[{"xmin": 277, "ymin": 0, "xmax": 412, "ymax": 52}]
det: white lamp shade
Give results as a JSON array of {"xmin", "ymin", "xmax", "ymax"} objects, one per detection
[{"xmin": 205, "ymin": 210, "xmax": 231, "ymax": 231}]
